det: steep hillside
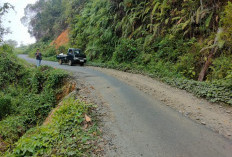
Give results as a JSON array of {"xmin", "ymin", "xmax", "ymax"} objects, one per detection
[
  {"xmin": 70, "ymin": 0, "xmax": 232, "ymax": 81},
  {"xmin": 51, "ymin": 29, "xmax": 69, "ymax": 49},
  {"xmin": 22, "ymin": 0, "xmax": 232, "ymax": 104}
]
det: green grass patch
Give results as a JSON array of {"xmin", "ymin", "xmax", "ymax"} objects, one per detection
[{"xmin": 5, "ymin": 97, "xmax": 100, "ymax": 157}]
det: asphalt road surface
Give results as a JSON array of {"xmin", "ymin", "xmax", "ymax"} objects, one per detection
[{"xmin": 19, "ymin": 55, "xmax": 232, "ymax": 157}]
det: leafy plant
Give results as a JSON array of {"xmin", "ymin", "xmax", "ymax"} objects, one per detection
[
  {"xmin": 113, "ymin": 38, "xmax": 140, "ymax": 63},
  {"xmin": 0, "ymin": 98, "xmax": 11, "ymax": 120},
  {"xmin": 0, "ymin": 49, "xmax": 69, "ymax": 152},
  {"xmin": 221, "ymin": 1, "xmax": 232, "ymax": 46},
  {"xmin": 207, "ymin": 55, "xmax": 232, "ymax": 81},
  {"xmin": 7, "ymin": 97, "xmax": 99, "ymax": 156}
]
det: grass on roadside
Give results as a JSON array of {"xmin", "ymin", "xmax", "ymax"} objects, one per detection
[
  {"xmin": 5, "ymin": 97, "xmax": 100, "ymax": 157},
  {"xmin": 0, "ymin": 49, "xmax": 70, "ymax": 154}
]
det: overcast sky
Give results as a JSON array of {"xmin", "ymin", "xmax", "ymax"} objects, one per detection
[{"xmin": 1, "ymin": 0, "xmax": 37, "ymax": 46}]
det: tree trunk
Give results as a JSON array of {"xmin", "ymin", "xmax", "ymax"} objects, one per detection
[
  {"xmin": 198, "ymin": 43, "xmax": 219, "ymax": 81},
  {"xmin": 198, "ymin": 53, "xmax": 214, "ymax": 81},
  {"xmin": 198, "ymin": 28, "xmax": 222, "ymax": 81}
]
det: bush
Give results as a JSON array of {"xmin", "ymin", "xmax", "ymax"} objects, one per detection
[
  {"xmin": 0, "ymin": 50, "xmax": 69, "ymax": 151},
  {"xmin": 163, "ymin": 77, "xmax": 232, "ymax": 105},
  {"xmin": 43, "ymin": 46, "xmax": 56, "ymax": 57},
  {"xmin": 0, "ymin": 98, "xmax": 11, "ymax": 120},
  {"xmin": 221, "ymin": 1, "xmax": 232, "ymax": 46},
  {"xmin": 154, "ymin": 36, "xmax": 196, "ymax": 63},
  {"xmin": 207, "ymin": 55, "xmax": 232, "ymax": 81},
  {"xmin": 8, "ymin": 97, "xmax": 99, "ymax": 156},
  {"xmin": 24, "ymin": 42, "xmax": 58, "ymax": 61},
  {"xmin": 175, "ymin": 52, "xmax": 200, "ymax": 79},
  {"xmin": 113, "ymin": 38, "xmax": 140, "ymax": 63},
  {"xmin": 58, "ymin": 45, "xmax": 66, "ymax": 54},
  {"xmin": 0, "ymin": 51, "xmax": 25, "ymax": 88},
  {"xmin": 0, "ymin": 116, "xmax": 27, "ymax": 144}
]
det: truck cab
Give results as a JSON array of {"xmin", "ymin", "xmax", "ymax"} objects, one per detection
[{"xmin": 57, "ymin": 48, "xmax": 87, "ymax": 66}]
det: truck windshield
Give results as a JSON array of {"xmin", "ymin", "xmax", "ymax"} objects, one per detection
[{"xmin": 74, "ymin": 49, "xmax": 82, "ymax": 55}]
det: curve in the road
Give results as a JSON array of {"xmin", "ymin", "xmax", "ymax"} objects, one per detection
[{"xmin": 19, "ymin": 55, "xmax": 232, "ymax": 157}]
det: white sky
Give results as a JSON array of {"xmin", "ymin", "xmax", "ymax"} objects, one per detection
[{"xmin": 1, "ymin": 0, "xmax": 37, "ymax": 46}]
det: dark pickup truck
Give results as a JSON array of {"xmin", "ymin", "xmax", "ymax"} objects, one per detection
[{"xmin": 56, "ymin": 48, "xmax": 87, "ymax": 66}]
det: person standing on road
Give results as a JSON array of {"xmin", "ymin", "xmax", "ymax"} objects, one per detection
[{"xmin": 35, "ymin": 49, "xmax": 42, "ymax": 67}]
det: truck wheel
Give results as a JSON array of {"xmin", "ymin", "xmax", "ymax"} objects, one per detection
[
  {"xmin": 68, "ymin": 60, "xmax": 73, "ymax": 66},
  {"xmin": 59, "ymin": 59, "xmax": 62, "ymax": 65}
]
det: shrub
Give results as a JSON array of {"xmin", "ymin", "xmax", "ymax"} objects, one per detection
[
  {"xmin": 0, "ymin": 98, "xmax": 11, "ymax": 120},
  {"xmin": 113, "ymin": 38, "xmax": 140, "ymax": 63},
  {"xmin": 0, "ymin": 51, "xmax": 69, "ymax": 151},
  {"xmin": 0, "ymin": 52, "xmax": 24, "ymax": 88},
  {"xmin": 207, "ymin": 55, "xmax": 232, "ymax": 81},
  {"xmin": 58, "ymin": 45, "xmax": 66, "ymax": 54},
  {"xmin": 163, "ymin": 77, "xmax": 232, "ymax": 105},
  {"xmin": 221, "ymin": 2, "xmax": 232, "ymax": 46},
  {"xmin": 175, "ymin": 53, "xmax": 198, "ymax": 79},
  {"xmin": 8, "ymin": 97, "xmax": 99, "ymax": 156},
  {"xmin": 154, "ymin": 36, "xmax": 196, "ymax": 63},
  {"xmin": 0, "ymin": 116, "xmax": 27, "ymax": 144}
]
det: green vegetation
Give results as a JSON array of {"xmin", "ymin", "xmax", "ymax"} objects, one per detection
[
  {"xmin": 26, "ymin": 42, "xmax": 58, "ymax": 61},
  {"xmin": 1, "ymin": 2, "xmax": 101, "ymax": 155},
  {"xmin": 1, "ymin": 0, "xmax": 231, "ymax": 155},
  {"xmin": 0, "ymin": 45, "xmax": 69, "ymax": 154},
  {"xmin": 0, "ymin": 3, "xmax": 14, "ymax": 42},
  {"xmin": 21, "ymin": 0, "xmax": 68, "ymax": 41},
  {"xmin": 21, "ymin": 0, "xmax": 232, "ymax": 105},
  {"xmin": 5, "ymin": 97, "xmax": 99, "ymax": 156},
  {"xmin": 22, "ymin": 41, "xmax": 71, "ymax": 61}
]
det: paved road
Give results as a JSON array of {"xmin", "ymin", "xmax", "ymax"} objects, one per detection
[{"xmin": 19, "ymin": 55, "xmax": 232, "ymax": 157}]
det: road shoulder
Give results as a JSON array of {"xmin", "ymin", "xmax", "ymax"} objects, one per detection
[{"xmin": 89, "ymin": 66, "xmax": 232, "ymax": 140}]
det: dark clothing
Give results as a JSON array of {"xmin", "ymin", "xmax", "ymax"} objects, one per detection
[{"xmin": 35, "ymin": 52, "xmax": 42, "ymax": 60}]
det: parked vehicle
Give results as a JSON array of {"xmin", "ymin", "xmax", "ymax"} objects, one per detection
[{"xmin": 56, "ymin": 48, "xmax": 87, "ymax": 66}]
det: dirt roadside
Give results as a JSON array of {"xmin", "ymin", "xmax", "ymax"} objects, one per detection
[
  {"xmin": 43, "ymin": 75, "xmax": 116, "ymax": 156},
  {"xmin": 89, "ymin": 66, "xmax": 232, "ymax": 140},
  {"xmin": 71, "ymin": 75, "xmax": 119, "ymax": 156}
]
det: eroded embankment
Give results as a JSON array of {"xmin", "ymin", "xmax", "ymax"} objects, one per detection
[
  {"xmin": 5, "ymin": 78, "xmax": 103, "ymax": 156},
  {"xmin": 43, "ymin": 79, "xmax": 76, "ymax": 125}
]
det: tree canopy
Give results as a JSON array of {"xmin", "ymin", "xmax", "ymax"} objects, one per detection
[
  {"xmin": 21, "ymin": 0, "xmax": 69, "ymax": 41},
  {"xmin": 0, "ymin": 3, "xmax": 13, "ymax": 42}
]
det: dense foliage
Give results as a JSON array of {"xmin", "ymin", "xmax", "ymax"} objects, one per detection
[
  {"xmin": 22, "ymin": 0, "xmax": 232, "ymax": 104},
  {"xmin": 25, "ymin": 41, "xmax": 59, "ymax": 61},
  {"xmin": 21, "ymin": 0, "xmax": 69, "ymax": 41},
  {"xmin": 0, "ymin": 45, "xmax": 69, "ymax": 154},
  {"xmin": 68, "ymin": 0, "xmax": 232, "ymax": 80},
  {"xmin": 5, "ymin": 97, "xmax": 99, "ymax": 156}
]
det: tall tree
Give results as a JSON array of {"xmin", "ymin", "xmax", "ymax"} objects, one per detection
[
  {"xmin": 4, "ymin": 39, "xmax": 18, "ymax": 47},
  {"xmin": 0, "ymin": 3, "xmax": 13, "ymax": 42},
  {"xmin": 21, "ymin": 0, "xmax": 68, "ymax": 41}
]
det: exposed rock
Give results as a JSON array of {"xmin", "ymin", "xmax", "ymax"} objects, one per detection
[{"xmin": 201, "ymin": 121, "xmax": 206, "ymax": 125}]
